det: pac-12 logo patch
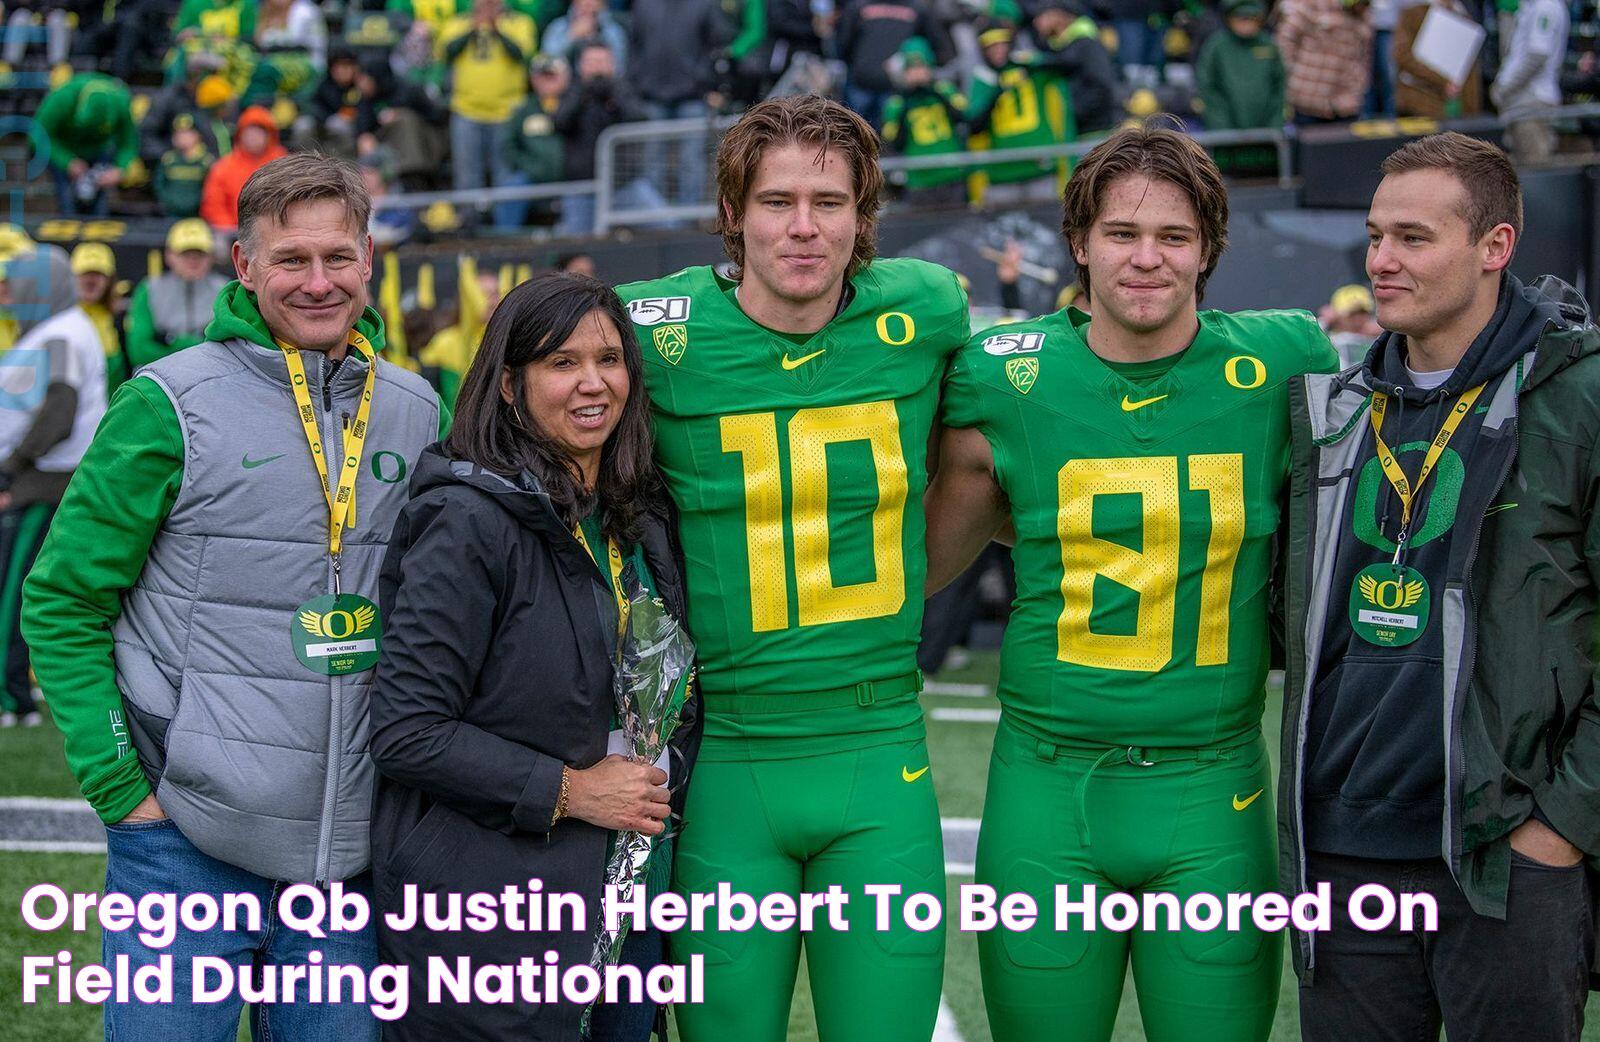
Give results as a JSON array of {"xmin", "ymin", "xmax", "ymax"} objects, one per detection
[
  {"xmin": 982, "ymin": 331, "xmax": 1045, "ymax": 355},
  {"xmin": 627, "ymin": 296, "xmax": 692, "ymax": 326},
  {"xmin": 653, "ymin": 324, "xmax": 688, "ymax": 365},
  {"xmin": 1006, "ymin": 357, "xmax": 1038, "ymax": 394}
]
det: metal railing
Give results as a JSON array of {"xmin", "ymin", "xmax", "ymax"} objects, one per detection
[{"xmin": 592, "ymin": 114, "xmax": 740, "ymax": 235}]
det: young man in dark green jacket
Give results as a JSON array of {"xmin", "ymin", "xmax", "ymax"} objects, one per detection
[
  {"xmin": 1195, "ymin": 0, "xmax": 1286, "ymax": 130},
  {"xmin": 1280, "ymin": 131, "xmax": 1600, "ymax": 1041}
]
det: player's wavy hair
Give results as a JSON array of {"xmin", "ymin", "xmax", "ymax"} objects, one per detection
[
  {"xmin": 715, "ymin": 94, "xmax": 884, "ymax": 281},
  {"xmin": 447, "ymin": 271, "xmax": 664, "ymax": 544},
  {"xmin": 1060, "ymin": 118, "xmax": 1230, "ymax": 302}
]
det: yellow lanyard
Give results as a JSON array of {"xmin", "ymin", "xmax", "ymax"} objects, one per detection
[
  {"xmin": 280, "ymin": 332, "xmax": 379, "ymax": 590},
  {"xmin": 572, "ymin": 521, "xmax": 630, "ymax": 641},
  {"xmin": 1368, "ymin": 381, "xmax": 1484, "ymax": 562}
]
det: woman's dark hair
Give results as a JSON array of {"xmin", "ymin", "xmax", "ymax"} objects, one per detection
[{"xmin": 447, "ymin": 271, "xmax": 660, "ymax": 543}]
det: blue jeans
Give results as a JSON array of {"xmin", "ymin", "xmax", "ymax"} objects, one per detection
[
  {"xmin": 587, "ymin": 926, "xmax": 665, "ymax": 1042},
  {"xmin": 1365, "ymin": 28, "xmax": 1395, "ymax": 117},
  {"xmin": 102, "ymin": 818, "xmax": 379, "ymax": 1041},
  {"xmin": 844, "ymin": 84, "xmax": 889, "ymax": 129},
  {"xmin": 449, "ymin": 113, "xmax": 524, "ymax": 229},
  {"xmin": 557, "ymin": 176, "xmax": 669, "ymax": 237},
  {"xmin": 50, "ymin": 154, "xmax": 112, "ymax": 216},
  {"xmin": 1113, "ymin": 17, "xmax": 1164, "ymax": 71},
  {"xmin": 641, "ymin": 99, "xmax": 711, "ymax": 208}
]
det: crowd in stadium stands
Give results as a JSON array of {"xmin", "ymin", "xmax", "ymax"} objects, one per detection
[{"xmin": 4, "ymin": 0, "xmax": 1596, "ymax": 232}]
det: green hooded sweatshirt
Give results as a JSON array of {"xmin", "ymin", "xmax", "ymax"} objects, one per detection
[
  {"xmin": 22, "ymin": 284, "xmax": 449, "ymax": 823},
  {"xmin": 36, "ymin": 73, "xmax": 140, "ymax": 174}
]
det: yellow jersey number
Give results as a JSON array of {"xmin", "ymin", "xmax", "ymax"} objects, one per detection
[
  {"xmin": 1056, "ymin": 454, "xmax": 1245, "ymax": 671},
  {"xmin": 721, "ymin": 401, "xmax": 909, "ymax": 632}
]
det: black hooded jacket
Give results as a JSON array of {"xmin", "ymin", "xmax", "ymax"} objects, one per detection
[
  {"xmin": 369, "ymin": 445, "xmax": 701, "ymax": 1041},
  {"xmin": 1303, "ymin": 275, "xmax": 1560, "ymax": 860}
]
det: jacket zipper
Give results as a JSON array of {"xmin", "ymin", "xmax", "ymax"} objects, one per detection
[
  {"xmin": 314, "ymin": 353, "xmax": 343, "ymax": 886},
  {"xmin": 1442, "ymin": 372, "xmax": 1520, "ymax": 878}
]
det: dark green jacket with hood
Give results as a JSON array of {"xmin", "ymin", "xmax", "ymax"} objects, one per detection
[{"xmin": 1281, "ymin": 273, "xmax": 1600, "ymax": 981}]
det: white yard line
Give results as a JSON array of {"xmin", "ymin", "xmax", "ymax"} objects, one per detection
[
  {"xmin": 0, "ymin": 839, "xmax": 105, "ymax": 854},
  {"xmin": 933, "ymin": 995, "xmax": 967, "ymax": 1042},
  {"xmin": 929, "ymin": 707, "xmax": 1001, "ymax": 723},
  {"xmin": 0, "ymin": 796, "xmax": 93, "ymax": 812},
  {"xmin": 923, "ymin": 681, "xmax": 992, "ymax": 698}
]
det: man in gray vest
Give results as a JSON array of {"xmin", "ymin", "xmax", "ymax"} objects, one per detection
[
  {"xmin": 23, "ymin": 153, "xmax": 449, "ymax": 1040},
  {"xmin": 124, "ymin": 218, "xmax": 230, "ymax": 375}
]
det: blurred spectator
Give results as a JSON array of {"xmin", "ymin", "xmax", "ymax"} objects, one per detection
[
  {"xmin": 837, "ymin": 0, "xmax": 953, "ymax": 126},
  {"xmin": 108, "ymin": 0, "xmax": 184, "ymax": 82},
  {"xmin": 69, "ymin": 243, "xmax": 127, "ymax": 391},
  {"xmin": 175, "ymin": 0, "xmax": 256, "ymax": 42},
  {"xmin": 1318, "ymin": 282, "xmax": 1380, "ymax": 367},
  {"xmin": 1394, "ymin": 0, "xmax": 1482, "ymax": 119},
  {"xmin": 1103, "ymin": 0, "xmax": 1170, "ymax": 86},
  {"xmin": 2, "ymin": 4, "xmax": 71, "ymax": 67},
  {"xmin": 360, "ymin": 149, "xmax": 419, "ymax": 246},
  {"xmin": 1275, "ymin": 0, "xmax": 1372, "ymax": 123},
  {"xmin": 200, "ymin": 106, "xmax": 288, "ymax": 233},
  {"xmin": 507, "ymin": 54, "xmax": 570, "ymax": 223},
  {"xmin": 386, "ymin": 0, "xmax": 466, "ymax": 34},
  {"xmin": 628, "ymin": 0, "xmax": 732, "ymax": 207},
  {"xmin": 256, "ymin": 0, "xmax": 328, "ymax": 67},
  {"xmin": 125, "ymin": 220, "xmax": 228, "ymax": 372},
  {"xmin": 303, "ymin": 46, "xmax": 379, "ymax": 155},
  {"xmin": 542, "ymin": 0, "xmax": 628, "ymax": 71},
  {"xmin": 554, "ymin": 38, "xmax": 664, "ymax": 235},
  {"xmin": 1029, "ymin": 0, "xmax": 1118, "ymax": 134},
  {"xmin": 767, "ymin": 0, "xmax": 829, "ymax": 73},
  {"xmin": 36, "ymin": 73, "xmax": 140, "ymax": 217},
  {"xmin": 1195, "ymin": 0, "xmax": 1285, "ymax": 130},
  {"xmin": 0, "ymin": 225, "xmax": 37, "ymax": 352},
  {"xmin": 0, "ymin": 246, "xmax": 108, "ymax": 728},
  {"xmin": 368, "ymin": 61, "xmax": 450, "ymax": 191},
  {"xmin": 1491, "ymin": 0, "xmax": 1567, "ymax": 163},
  {"xmin": 965, "ymin": 5, "xmax": 1075, "ymax": 203},
  {"xmin": 155, "ymin": 115, "xmax": 216, "ymax": 218},
  {"xmin": 439, "ymin": 0, "xmax": 539, "ymax": 228},
  {"xmin": 881, "ymin": 36, "xmax": 969, "ymax": 205},
  {"xmin": 556, "ymin": 250, "xmax": 596, "ymax": 275},
  {"xmin": 1365, "ymin": 0, "xmax": 1396, "ymax": 117},
  {"xmin": 139, "ymin": 68, "xmax": 231, "ymax": 168},
  {"xmin": 420, "ymin": 259, "xmax": 502, "ymax": 408}
]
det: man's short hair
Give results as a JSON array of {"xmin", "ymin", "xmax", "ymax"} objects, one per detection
[
  {"xmin": 1060, "ymin": 119, "xmax": 1230, "ymax": 300},
  {"xmin": 714, "ymin": 94, "xmax": 884, "ymax": 281},
  {"xmin": 236, "ymin": 153, "xmax": 371, "ymax": 257},
  {"xmin": 1380, "ymin": 132, "xmax": 1523, "ymax": 241}
]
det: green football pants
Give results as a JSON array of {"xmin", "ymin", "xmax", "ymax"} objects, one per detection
[
  {"xmin": 670, "ymin": 726, "xmax": 946, "ymax": 1042},
  {"xmin": 976, "ymin": 718, "xmax": 1280, "ymax": 1042}
]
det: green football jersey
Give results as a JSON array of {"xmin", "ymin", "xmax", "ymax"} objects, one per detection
[
  {"xmin": 942, "ymin": 307, "xmax": 1339, "ymax": 747},
  {"xmin": 620, "ymin": 260, "xmax": 971, "ymax": 712}
]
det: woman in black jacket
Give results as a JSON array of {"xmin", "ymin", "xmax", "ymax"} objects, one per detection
[{"xmin": 370, "ymin": 272, "xmax": 700, "ymax": 1042}]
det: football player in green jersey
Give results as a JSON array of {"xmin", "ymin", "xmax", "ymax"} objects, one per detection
[
  {"xmin": 617, "ymin": 96, "xmax": 971, "ymax": 1042},
  {"xmin": 925, "ymin": 123, "xmax": 1339, "ymax": 1042}
]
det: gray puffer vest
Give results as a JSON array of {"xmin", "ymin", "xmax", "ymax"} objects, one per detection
[{"xmin": 112, "ymin": 336, "xmax": 441, "ymax": 883}]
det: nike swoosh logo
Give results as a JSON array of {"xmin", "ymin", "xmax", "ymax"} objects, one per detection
[
  {"xmin": 1232, "ymin": 789, "xmax": 1264, "ymax": 811},
  {"xmin": 242, "ymin": 453, "xmax": 286, "ymax": 469},
  {"xmin": 781, "ymin": 349, "xmax": 827, "ymax": 371},
  {"xmin": 1121, "ymin": 393, "xmax": 1168, "ymax": 412},
  {"xmin": 1484, "ymin": 502, "xmax": 1519, "ymax": 517},
  {"xmin": 902, "ymin": 765, "xmax": 930, "ymax": 783}
]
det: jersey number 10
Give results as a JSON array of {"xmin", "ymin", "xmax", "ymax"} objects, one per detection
[
  {"xmin": 1057, "ymin": 454, "xmax": 1246, "ymax": 672},
  {"xmin": 721, "ymin": 401, "xmax": 909, "ymax": 632}
]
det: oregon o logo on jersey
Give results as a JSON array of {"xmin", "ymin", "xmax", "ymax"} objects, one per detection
[
  {"xmin": 983, "ymin": 332, "xmax": 1045, "ymax": 355},
  {"xmin": 1225, "ymin": 355, "xmax": 1267, "ymax": 389},
  {"xmin": 876, "ymin": 312, "xmax": 916, "ymax": 346},
  {"xmin": 1353, "ymin": 441, "xmax": 1464, "ymax": 551},
  {"xmin": 628, "ymin": 296, "xmax": 691, "ymax": 325}
]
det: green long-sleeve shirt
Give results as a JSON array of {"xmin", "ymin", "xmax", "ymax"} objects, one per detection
[
  {"xmin": 36, "ymin": 73, "xmax": 141, "ymax": 174},
  {"xmin": 1196, "ymin": 29, "xmax": 1286, "ymax": 130},
  {"xmin": 23, "ymin": 363, "xmax": 452, "ymax": 823}
]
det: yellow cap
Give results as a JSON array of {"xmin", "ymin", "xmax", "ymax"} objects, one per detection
[
  {"xmin": 1329, "ymin": 283, "xmax": 1375, "ymax": 316},
  {"xmin": 166, "ymin": 218, "xmax": 214, "ymax": 254},
  {"xmin": 195, "ymin": 74, "xmax": 233, "ymax": 110},
  {"xmin": 0, "ymin": 223, "xmax": 34, "ymax": 263},
  {"xmin": 70, "ymin": 242, "xmax": 116, "ymax": 277}
]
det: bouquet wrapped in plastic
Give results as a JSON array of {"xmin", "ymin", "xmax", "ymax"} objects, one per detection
[{"xmin": 583, "ymin": 568, "xmax": 694, "ymax": 1026}]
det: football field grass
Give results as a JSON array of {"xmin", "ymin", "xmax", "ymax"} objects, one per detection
[{"xmin": 2, "ymin": 655, "xmax": 1598, "ymax": 1040}]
